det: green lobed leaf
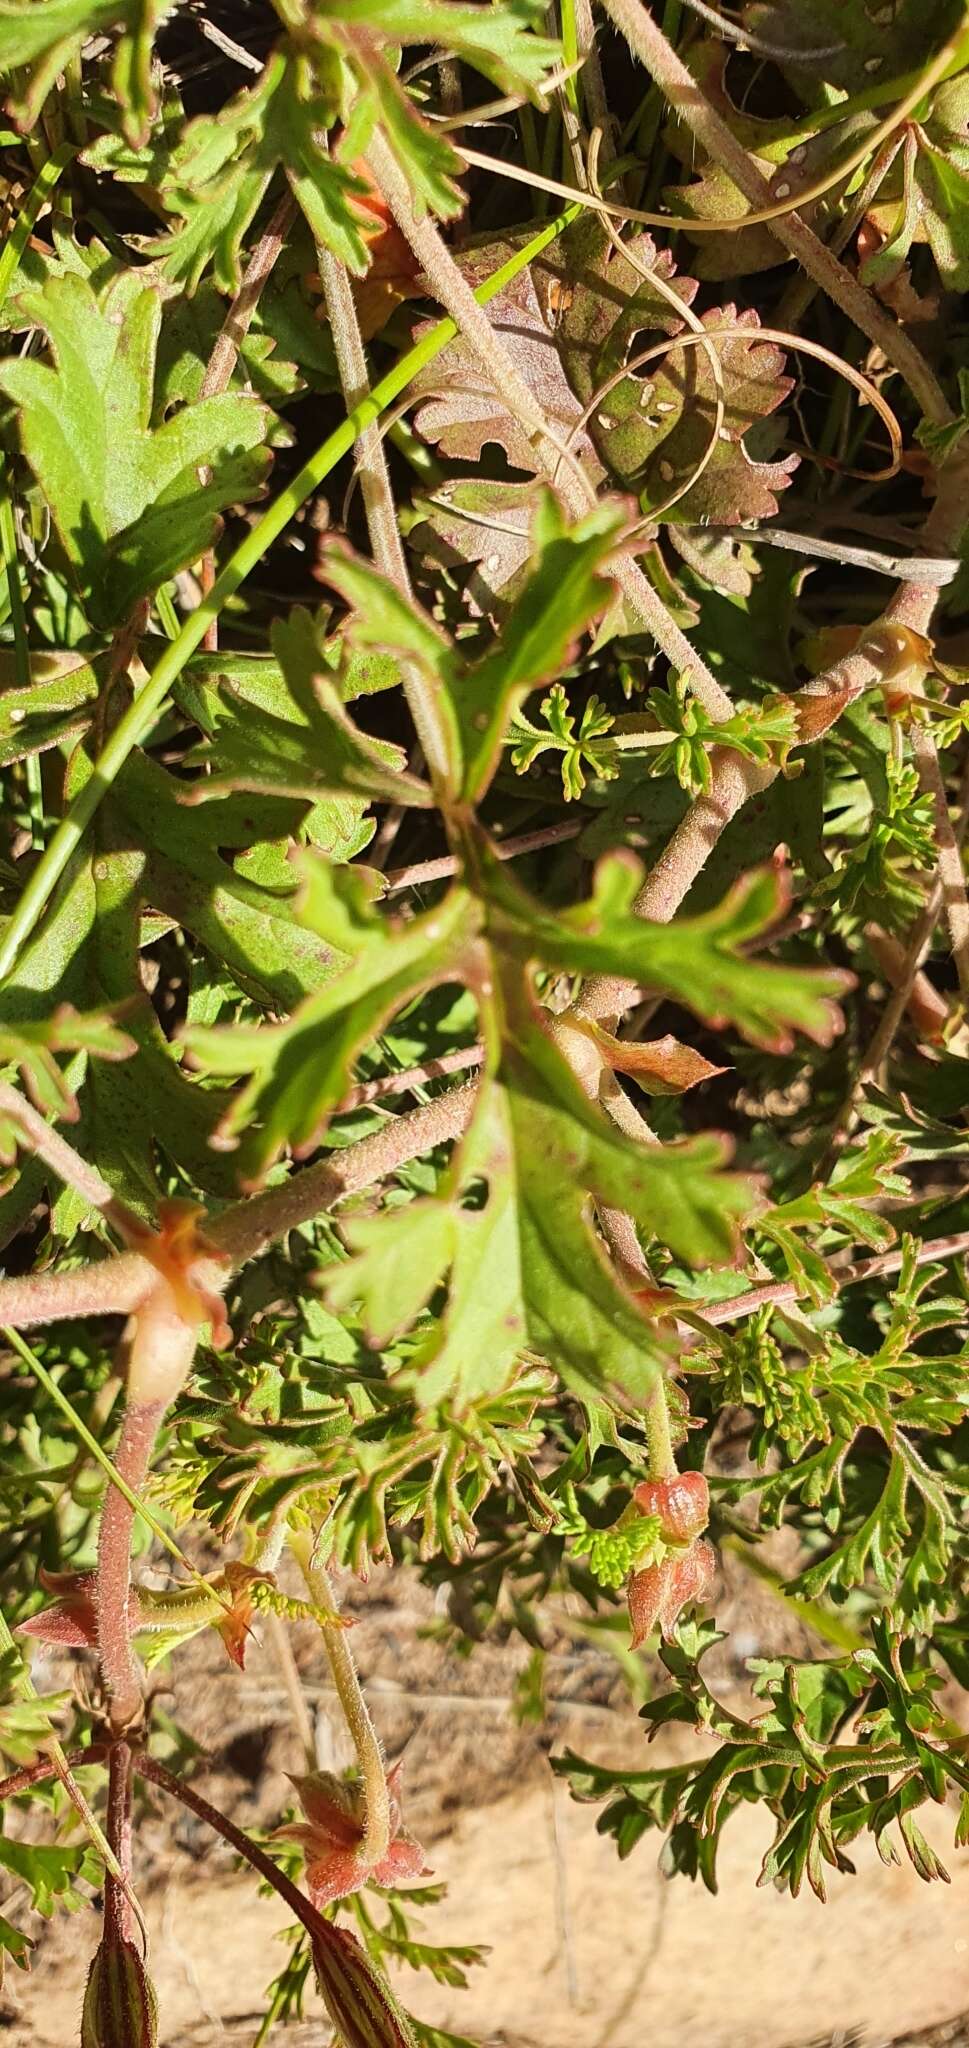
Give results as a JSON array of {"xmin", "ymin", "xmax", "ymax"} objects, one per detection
[
  {"xmin": 0, "ymin": 0, "xmax": 170, "ymax": 138},
  {"xmin": 329, "ymin": 962, "xmax": 759, "ymax": 1410},
  {"xmin": 182, "ymin": 608, "xmax": 429, "ymax": 810},
  {"xmin": 184, "ymin": 867, "xmax": 478, "ymax": 1175},
  {"xmin": 487, "ymin": 853, "xmax": 851, "ymax": 1052},
  {"xmin": 0, "ymin": 270, "xmax": 270, "ymax": 626},
  {"xmin": 315, "ymin": 0, "xmax": 561, "ymax": 98},
  {"xmin": 140, "ymin": 51, "xmax": 371, "ymax": 291}
]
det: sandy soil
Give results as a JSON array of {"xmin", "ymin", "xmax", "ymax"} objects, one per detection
[{"xmin": 6, "ymin": 1561, "xmax": 969, "ymax": 2048}]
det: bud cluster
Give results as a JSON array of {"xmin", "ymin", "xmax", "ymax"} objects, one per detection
[{"xmin": 626, "ymin": 1471, "xmax": 714, "ymax": 1647}]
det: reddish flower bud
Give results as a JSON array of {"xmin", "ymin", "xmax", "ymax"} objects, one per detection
[
  {"xmin": 17, "ymin": 1562, "xmax": 274, "ymax": 1674},
  {"xmin": 17, "ymin": 1570, "xmax": 140, "ymax": 1650},
  {"xmin": 628, "ymin": 1538, "xmax": 715, "ymax": 1648},
  {"xmin": 312, "ymin": 1920, "xmax": 418, "ymax": 2048},
  {"xmin": 633, "ymin": 1471, "xmax": 709, "ymax": 1545},
  {"xmin": 276, "ymin": 1761, "xmax": 428, "ymax": 1909},
  {"xmin": 213, "ymin": 1562, "xmax": 276, "ymax": 1671},
  {"xmin": 81, "ymin": 1937, "xmax": 158, "ymax": 2047}
]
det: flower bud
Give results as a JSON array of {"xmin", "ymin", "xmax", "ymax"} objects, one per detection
[
  {"xmin": 276, "ymin": 1760, "xmax": 427, "ymax": 1908},
  {"xmin": 633, "ymin": 1471, "xmax": 709, "ymax": 1545},
  {"xmin": 312, "ymin": 1921, "xmax": 417, "ymax": 2048},
  {"xmin": 628, "ymin": 1538, "xmax": 715, "ymax": 1648},
  {"xmin": 81, "ymin": 1938, "xmax": 158, "ymax": 2048}
]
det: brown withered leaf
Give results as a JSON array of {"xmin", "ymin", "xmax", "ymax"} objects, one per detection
[
  {"xmin": 554, "ymin": 220, "xmax": 798, "ymax": 524},
  {"xmin": 410, "ymin": 236, "xmax": 602, "ymax": 473},
  {"xmin": 410, "ymin": 215, "xmax": 797, "ymax": 527},
  {"xmin": 589, "ymin": 1023, "xmax": 728, "ymax": 1095}
]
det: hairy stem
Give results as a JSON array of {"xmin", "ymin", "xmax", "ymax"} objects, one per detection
[
  {"xmin": 0, "ymin": 1744, "xmax": 108, "ymax": 1804},
  {"xmin": 694, "ymin": 1227, "xmax": 969, "ymax": 1328},
  {"xmin": 199, "ymin": 191, "xmax": 296, "ymax": 401},
  {"xmin": 0, "ymin": 1255, "xmax": 155, "ymax": 1329},
  {"xmin": 209, "ymin": 1081, "xmax": 478, "ymax": 1267},
  {"xmin": 775, "ymin": 133, "xmax": 905, "ymax": 336},
  {"xmin": 844, "ymin": 766, "xmax": 969, "ymax": 1123},
  {"xmin": 365, "ymin": 126, "xmax": 734, "ymax": 722},
  {"xmin": 383, "ymin": 819, "xmax": 582, "ymax": 894},
  {"xmin": 0, "ymin": 1093, "xmax": 480, "ymax": 1337},
  {"xmin": 338, "ymin": 1042, "xmax": 483, "ymax": 1110},
  {"xmin": 0, "ymin": 1083, "xmax": 142, "ymax": 1242},
  {"xmin": 133, "ymin": 1753, "xmax": 327, "ymax": 1939},
  {"xmin": 103, "ymin": 1741, "xmax": 134, "ymax": 1944},
  {"xmin": 598, "ymin": 0, "xmax": 952, "ymax": 426},
  {"xmin": 910, "ymin": 723, "xmax": 969, "ymax": 1006},
  {"xmin": 96, "ymin": 1398, "xmax": 164, "ymax": 1731},
  {"xmin": 318, "ymin": 241, "xmax": 455, "ymax": 793},
  {"xmin": 289, "ymin": 1529, "xmax": 391, "ymax": 1870}
]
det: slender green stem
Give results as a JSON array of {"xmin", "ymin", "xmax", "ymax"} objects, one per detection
[
  {"xmin": 0, "ymin": 472, "xmax": 41, "ymax": 844},
  {"xmin": 0, "ymin": 141, "xmax": 74, "ymax": 316},
  {"xmin": 560, "ymin": 0, "xmax": 581, "ymax": 117},
  {"xmin": 2, "ymin": 1327, "xmax": 228, "ymax": 1609},
  {"xmin": 154, "ymin": 584, "xmax": 180, "ymax": 640},
  {"xmin": 0, "ymin": 1602, "xmax": 128, "ymax": 1894},
  {"xmin": 0, "ymin": 204, "xmax": 580, "ymax": 987},
  {"xmin": 289, "ymin": 1527, "xmax": 391, "ymax": 1871}
]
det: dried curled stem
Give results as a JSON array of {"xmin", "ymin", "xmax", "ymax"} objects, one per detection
[
  {"xmin": 318, "ymin": 236, "xmax": 455, "ymax": 793},
  {"xmin": 596, "ymin": 0, "xmax": 954, "ymax": 428},
  {"xmin": 364, "ymin": 125, "xmax": 734, "ymax": 725}
]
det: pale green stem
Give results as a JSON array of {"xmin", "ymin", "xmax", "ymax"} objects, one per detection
[
  {"xmin": 316, "ymin": 241, "xmax": 455, "ymax": 795},
  {"xmin": 289, "ymin": 1528, "xmax": 391, "ymax": 1871},
  {"xmin": 0, "ymin": 208, "xmax": 580, "ymax": 986},
  {"xmin": 267, "ymin": 1610, "xmax": 318, "ymax": 1772},
  {"xmin": 0, "ymin": 473, "xmax": 42, "ymax": 845}
]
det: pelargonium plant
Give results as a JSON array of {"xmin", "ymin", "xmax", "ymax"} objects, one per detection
[{"xmin": 0, "ymin": 0, "xmax": 968, "ymax": 2038}]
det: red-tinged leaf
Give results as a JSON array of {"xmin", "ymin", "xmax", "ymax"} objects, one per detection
[
  {"xmin": 588, "ymin": 1025, "xmax": 728, "ymax": 1095},
  {"xmin": 410, "ymin": 216, "xmax": 797, "ymax": 524},
  {"xmin": 410, "ymin": 231, "xmax": 603, "ymax": 472}
]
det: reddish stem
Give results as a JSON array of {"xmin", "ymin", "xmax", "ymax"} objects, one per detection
[
  {"xmin": 383, "ymin": 819, "xmax": 582, "ymax": 894},
  {"xmin": 104, "ymin": 1741, "xmax": 134, "ymax": 1944},
  {"xmin": 0, "ymin": 1745, "xmax": 106, "ymax": 1804},
  {"xmin": 133, "ymin": 1753, "xmax": 327, "ymax": 1942},
  {"xmin": 96, "ymin": 1399, "xmax": 164, "ymax": 1732}
]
